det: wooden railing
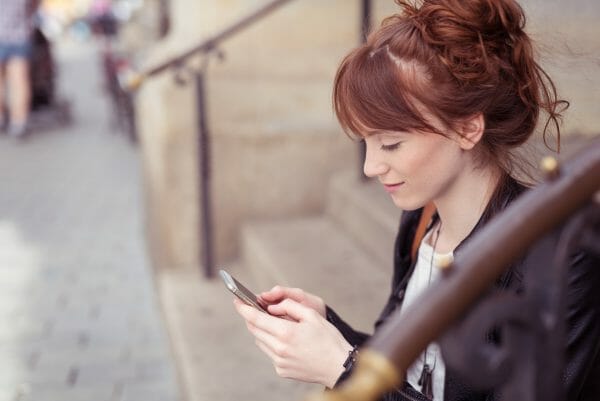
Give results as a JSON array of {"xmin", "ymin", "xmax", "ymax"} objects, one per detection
[{"xmin": 308, "ymin": 137, "xmax": 600, "ymax": 401}]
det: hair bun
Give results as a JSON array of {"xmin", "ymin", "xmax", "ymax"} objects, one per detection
[{"xmin": 397, "ymin": 0, "xmax": 528, "ymax": 84}]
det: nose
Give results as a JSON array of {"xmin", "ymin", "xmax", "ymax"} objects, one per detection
[{"xmin": 363, "ymin": 140, "xmax": 389, "ymax": 178}]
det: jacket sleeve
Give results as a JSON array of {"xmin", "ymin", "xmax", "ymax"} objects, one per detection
[
  {"xmin": 325, "ymin": 305, "xmax": 370, "ymax": 347},
  {"xmin": 563, "ymin": 249, "xmax": 600, "ymax": 399}
]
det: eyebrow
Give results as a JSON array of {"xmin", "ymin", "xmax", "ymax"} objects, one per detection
[{"xmin": 377, "ymin": 131, "xmax": 409, "ymax": 138}]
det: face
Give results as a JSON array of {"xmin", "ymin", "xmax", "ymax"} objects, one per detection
[{"xmin": 363, "ymin": 129, "xmax": 470, "ymax": 210}]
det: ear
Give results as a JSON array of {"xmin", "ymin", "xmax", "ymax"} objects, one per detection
[{"xmin": 456, "ymin": 113, "xmax": 485, "ymax": 150}]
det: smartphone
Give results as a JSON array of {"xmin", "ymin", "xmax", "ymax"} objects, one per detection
[{"xmin": 219, "ymin": 269, "xmax": 269, "ymax": 314}]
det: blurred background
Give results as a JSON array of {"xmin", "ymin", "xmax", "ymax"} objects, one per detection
[{"xmin": 0, "ymin": 1, "xmax": 597, "ymax": 401}]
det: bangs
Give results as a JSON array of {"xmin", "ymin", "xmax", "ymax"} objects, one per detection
[{"xmin": 333, "ymin": 43, "xmax": 441, "ymax": 138}]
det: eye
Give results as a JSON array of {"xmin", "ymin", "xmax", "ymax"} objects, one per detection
[{"xmin": 380, "ymin": 142, "xmax": 402, "ymax": 151}]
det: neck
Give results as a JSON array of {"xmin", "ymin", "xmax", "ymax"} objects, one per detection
[{"xmin": 433, "ymin": 163, "xmax": 502, "ymax": 254}]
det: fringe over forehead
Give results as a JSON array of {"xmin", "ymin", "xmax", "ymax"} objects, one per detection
[{"xmin": 333, "ymin": 24, "xmax": 451, "ymax": 138}]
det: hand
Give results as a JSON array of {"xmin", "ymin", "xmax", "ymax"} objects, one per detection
[
  {"xmin": 259, "ymin": 286, "xmax": 327, "ymax": 319},
  {"xmin": 234, "ymin": 298, "xmax": 352, "ymax": 388}
]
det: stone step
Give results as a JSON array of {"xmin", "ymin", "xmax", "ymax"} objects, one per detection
[
  {"xmin": 241, "ymin": 216, "xmax": 391, "ymax": 334},
  {"xmin": 326, "ymin": 171, "xmax": 402, "ymax": 269},
  {"xmin": 157, "ymin": 265, "xmax": 319, "ymax": 401}
]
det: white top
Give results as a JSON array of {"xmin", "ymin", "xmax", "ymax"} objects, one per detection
[{"xmin": 400, "ymin": 230, "xmax": 453, "ymax": 400}]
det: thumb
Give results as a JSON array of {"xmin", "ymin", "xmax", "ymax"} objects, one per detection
[
  {"xmin": 260, "ymin": 286, "xmax": 287, "ymax": 302},
  {"xmin": 271, "ymin": 298, "xmax": 313, "ymax": 322}
]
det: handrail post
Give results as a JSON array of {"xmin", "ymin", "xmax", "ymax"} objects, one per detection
[
  {"xmin": 359, "ymin": 0, "xmax": 371, "ymax": 181},
  {"xmin": 361, "ymin": 0, "xmax": 372, "ymax": 42},
  {"xmin": 195, "ymin": 69, "xmax": 214, "ymax": 278}
]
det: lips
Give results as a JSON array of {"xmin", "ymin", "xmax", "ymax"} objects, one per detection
[{"xmin": 382, "ymin": 182, "xmax": 404, "ymax": 193}]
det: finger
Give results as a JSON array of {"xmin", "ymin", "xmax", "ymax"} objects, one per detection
[
  {"xmin": 267, "ymin": 303, "xmax": 297, "ymax": 320},
  {"xmin": 235, "ymin": 299, "xmax": 292, "ymax": 337},
  {"xmin": 232, "ymin": 297, "xmax": 269, "ymax": 315},
  {"xmin": 234, "ymin": 297, "xmax": 267, "ymax": 315},
  {"xmin": 243, "ymin": 316, "xmax": 274, "ymax": 345},
  {"xmin": 273, "ymin": 298, "xmax": 313, "ymax": 322},
  {"xmin": 233, "ymin": 298, "xmax": 251, "ymax": 314},
  {"xmin": 254, "ymin": 337, "xmax": 279, "ymax": 361},
  {"xmin": 264, "ymin": 305, "xmax": 297, "ymax": 321},
  {"xmin": 234, "ymin": 299, "xmax": 261, "ymax": 322},
  {"xmin": 259, "ymin": 285, "xmax": 289, "ymax": 302},
  {"xmin": 261, "ymin": 286, "xmax": 308, "ymax": 304},
  {"xmin": 264, "ymin": 304, "xmax": 287, "ymax": 317},
  {"xmin": 254, "ymin": 339, "xmax": 290, "ymax": 375},
  {"xmin": 247, "ymin": 323, "xmax": 285, "ymax": 357}
]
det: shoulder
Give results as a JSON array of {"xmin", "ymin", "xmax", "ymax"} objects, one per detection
[{"xmin": 500, "ymin": 195, "xmax": 599, "ymax": 294}]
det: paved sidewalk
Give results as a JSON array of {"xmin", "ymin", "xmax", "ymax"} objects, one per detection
[{"xmin": 0, "ymin": 40, "xmax": 181, "ymax": 401}]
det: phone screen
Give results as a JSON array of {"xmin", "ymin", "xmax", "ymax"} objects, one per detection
[{"xmin": 219, "ymin": 270, "xmax": 269, "ymax": 313}]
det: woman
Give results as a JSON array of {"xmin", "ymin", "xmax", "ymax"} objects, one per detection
[{"xmin": 234, "ymin": 0, "xmax": 600, "ymax": 400}]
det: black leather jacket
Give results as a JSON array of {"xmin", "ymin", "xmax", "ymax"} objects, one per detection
[{"xmin": 327, "ymin": 176, "xmax": 600, "ymax": 400}]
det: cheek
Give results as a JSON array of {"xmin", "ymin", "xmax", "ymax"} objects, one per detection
[
  {"xmin": 427, "ymin": 148, "xmax": 463, "ymax": 178},
  {"xmin": 416, "ymin": 145, "xmax": 465, "ymax": 196},
  {"xmin": 392, "ymin": 140, "xmax": 464, "ymax": 207},
  {"xmin": 403, "ymin": 139, "xmax": 460, "ymax": 179}
]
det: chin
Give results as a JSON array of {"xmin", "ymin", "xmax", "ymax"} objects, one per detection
[{"xmin": 390, "ymin": 194, "xmax": 430, "ymax": 211}]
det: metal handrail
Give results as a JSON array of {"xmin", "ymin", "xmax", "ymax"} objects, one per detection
[
  {"xmin": 308, "ymin": 138, "xmax": 600, "ymax": 401},
  {"xmin": 125, "ymin": 0, "xmax": 295, "ymax": 90}
]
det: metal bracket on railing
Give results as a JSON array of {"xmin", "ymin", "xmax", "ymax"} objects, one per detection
[
  {"xmin": 172, "ymin": 61, "xmax": 195, "ymax": 87},
  {"xmin": 150, "ymin": 46, "xmax": 225, "ymax": 88}
]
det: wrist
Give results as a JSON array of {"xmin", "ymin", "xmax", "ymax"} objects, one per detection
[{"xmin": 326, "ymin": 343, "xmax": 356, "ymax": 389}]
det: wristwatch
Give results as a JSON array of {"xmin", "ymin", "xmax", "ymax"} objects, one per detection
[{"xmin": 342, "ymin": 345, "xmax": 359, "ymax": 373}]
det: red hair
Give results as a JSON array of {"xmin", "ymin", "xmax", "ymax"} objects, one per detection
[{"xmin": 333, "ymin": 0, "xmax": 568, "ymax": 174}]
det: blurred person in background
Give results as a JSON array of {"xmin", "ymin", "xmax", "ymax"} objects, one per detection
[
  {"xmin": 88, "ymin": 0, "xmax": 118, "ymax": 39},
  {"xmin": 0, "ymin": 0, "xmax": 39, "ymax": 139}
]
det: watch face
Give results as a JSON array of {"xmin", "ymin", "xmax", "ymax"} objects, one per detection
[{"xmin": 343, "ymin": 346, "xmax": 358, "ymax": 370}]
